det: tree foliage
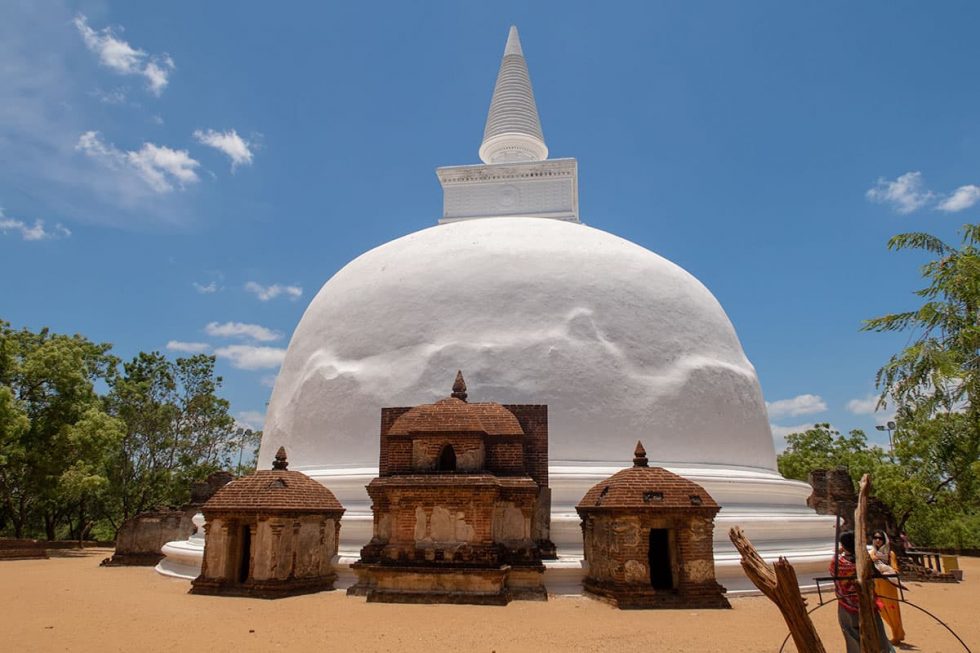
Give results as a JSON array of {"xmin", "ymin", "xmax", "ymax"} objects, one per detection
[
  {"xmin": 862, "ymin": 225, "xmax": 980, "ymax": 547},
  {"xmin": 777, "ymin": 424, "xmax": 886, "ymax": 486},
  {"xmin": 0, "ymin": 320, "xmax": 245, "ymax": 541},
  {"xmin": 778, "ymin": 225, "xmax": 980, "ymax": 548},
  {"xmin": 863, "ymin": 225, "xmax": 980, "ymax": 420},
  {"xmin": 103, "ymin": 352, "xmax": 238, "ymax": 529},
  {"xmin": 0, "ymin": 321, "xmax": 121, "ymax": 539}
]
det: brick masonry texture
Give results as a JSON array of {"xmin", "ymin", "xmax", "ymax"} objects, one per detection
[
  {"xmin": 387, "ymin": 398, "xmax": 524, "ymax": 436},
  {"xmin": 351, "ymin": 389, "xmax": 551, "ymax": 604},
  {"xmin": 576, "ymin": 457, "xmax": 729, "ymax": 609}
]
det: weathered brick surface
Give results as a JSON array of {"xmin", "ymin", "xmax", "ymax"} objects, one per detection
[
  {"xmin": 352, "ymin": 381, "xmax": 551, "ymax": 603},
  {"xmin": 576, "ymin": 450, "xmax": 728, "ymax": 609},
  {"xmin": 192, "ymin": 457, "xmax": 345, "ymax": 599},
  {"xmin": 504, "ymin": 405, "xmax": 549, "ymax": 487},
  {"xmin": 0, "ymin": 539, "xmax": 49, "ymax": 560},
  {"xmin": 101, "ymin": 508, "xmax": 194, "ymax": 566},
  {"xmin": 387, "ymin": 398, "xmax": 524, "ymax": 436}
]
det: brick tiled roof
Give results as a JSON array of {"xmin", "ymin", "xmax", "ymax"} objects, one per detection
[
  {"xmin": 577, "ymin": 466, "xmax": 718, "ymax": 511},
  {"xmin": 387, "ymin": 397, "xmax": 524, "ymax": 437},
  {"xmin": 203, "ymin": 470, "xmax": 345, "ymax": 514}
]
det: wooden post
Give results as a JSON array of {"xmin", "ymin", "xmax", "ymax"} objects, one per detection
[
  {"xmin": 855, "ymin": 474, "xmax": 882, "ymax": 653},
  {"xmin": 729, "ymin": 526, "xmax": 826, "ymax": 653}
]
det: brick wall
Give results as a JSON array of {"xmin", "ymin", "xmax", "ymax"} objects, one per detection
[
  {"xmin": 379, "ymin": 407, "xmax": 413, "ymax": 476},
  {"xmin": 504, "ymin": 405, "xmax": 548, "ymax": 488},
  {"xmin": 486, "ymin": 439, "xmax": 525, "ymax": 474}
]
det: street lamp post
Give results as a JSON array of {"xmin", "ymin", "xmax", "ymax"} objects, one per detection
[{"xmin": 875, "ymin": 420, "xmax": 896, "ymax": 453}]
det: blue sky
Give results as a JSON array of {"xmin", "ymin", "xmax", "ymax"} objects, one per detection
[{"xmin": 2, "ymin": 1, "xmax": 979, "ymax": 449}]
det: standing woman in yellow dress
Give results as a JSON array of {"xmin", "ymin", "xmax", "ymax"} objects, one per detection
[{"xmin": 872, "ymin": 530, "xmax": 905, "ymax": 645}]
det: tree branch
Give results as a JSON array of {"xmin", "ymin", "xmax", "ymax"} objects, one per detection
[
  {"xmin": 855, "ymin": 474, "xmax": 882, "ymax": 653},
  {"xmin": 729, "ymin": 527, "xmax": 826, "ymax": 653}
]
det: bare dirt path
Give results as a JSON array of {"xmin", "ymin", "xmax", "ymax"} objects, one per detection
[{"xmin": 1, "ymin": 549, "xmax": 976, "ymax": 652}]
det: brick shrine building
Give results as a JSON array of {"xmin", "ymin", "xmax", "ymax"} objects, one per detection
[
  {"xmin": 349, "ymin": 372, "xmax": 552, "ymax": 604},
  {"xmin": 576, "ymin": 442, "xmax": 730, "ymax": 609},
  {"xmin": 190, "ymin": 447, "xmax": 345, "ymax": 598}
]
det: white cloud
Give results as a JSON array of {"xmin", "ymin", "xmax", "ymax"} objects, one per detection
[
  {"xmin": 193, "ymin": 281, "xmax": 219, "ymax": 294},
  {"xmin": 0, "ymin": 209, "xmax": 70, "ymax": 241},
  {"xmin": 235, "ymin": 410, "xmax": 266, "ymax": 431},
  {"xmin": 937, "ymin": 184, "xmax": 980, "ymax": 213},
  {"xmin": 205, "ymin": 321, "xmax": 282, "ymax": 342},
  {"xmin": 245, "ymin": 281, "xmax": 303, "ymax": 301},
  {"xmin": 0, "ymin": 4, "xmax": 189, "ymax": 228},
  {"xmin": 166, "ymin": 340, "xmax": 210, "ymax": 353},
  {"xmin": 73, "ymin": 14, "xmax": 174, "ymax": 96},
  {"xmin": 215, "ymin": 345, "xmax": 286, "ymax": 370},
  {"xmin": 866, "ymin": 171, "xmax": 934, "ymax": 214},
  {"xmin": 91, "ymin": 88, "xmax": 127, "ymax": 105},
  {"xmin": 193, "ymin": 129, "xmax": 254, "ymax": 170},
  {"xmin": 766, "ymin": 394, "xmax": 827, "ymax": 419},
  {"xmin": 846, "ymin": 394, "xmax": 880, "ymax": 415},
  {"xmin": 128, "ymin": 141, "xmax": 200, "ymax": 191},
  {"xmin": 76, "ymin": 131, "xmax": 200, "ymax": 193}
]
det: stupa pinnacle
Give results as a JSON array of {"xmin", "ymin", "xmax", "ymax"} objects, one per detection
[
  {"xmin": 436, "ymin": 25, "xmax": 579, "ymax": 224},
  {"xmin": 479, "ymin": 26, "xmax": 547, "ymax": 164}
]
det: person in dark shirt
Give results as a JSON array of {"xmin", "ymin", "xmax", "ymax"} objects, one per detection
[{"xmin": 832, "ymin": 531, "xmax": 894, "ymax": 653}]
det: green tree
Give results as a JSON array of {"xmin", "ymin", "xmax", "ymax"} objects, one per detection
[
  {"xmin": 777, "ymin": 423, "xmax": 886, "ymax": 486},
  {"xmin": 103, "ymin": 352, "xmax": 237, "ymax": 531},
  {"xmin": 232, "ymin": 427, "xmax": 263, "ymax": 477},
  {"xmin": 875, "ymin": 412, "xmax": 980, "ymax": 544},
  {"xmin": 0, "ymin": 320, "xmax": 118, "ymax": 539},
  {"xmin": 57, "ymin": 408, "xmax": 124, "ymax": 542},
  {"xmin": 863, "ymin": 224, "xmax": 980, "ymax": 421},
  {"xmin": 862, "ymin": 224, "xmax": 980, "ymax": 547}
]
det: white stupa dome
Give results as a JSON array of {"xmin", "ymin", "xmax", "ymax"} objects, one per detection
[
  {"xmin": 261, "ymin": 217, "xmax": 776, "ymax": 473},
  {"xmin": 160, "ymin": 26, "xmax": 833, "ymax": 592}
]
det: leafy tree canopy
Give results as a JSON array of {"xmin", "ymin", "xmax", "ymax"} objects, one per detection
[{"xmin": 777, "ymin": 423, "xmax": 886, "ymax": 486}]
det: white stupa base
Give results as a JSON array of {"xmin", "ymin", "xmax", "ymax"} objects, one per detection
[
  {"xmin": 155, "ymin": 463, "xmax": 837, "ymax": 593},
  {"xmin": 154, "ymin": 513, "xmax": 206, "ymax": 580}
]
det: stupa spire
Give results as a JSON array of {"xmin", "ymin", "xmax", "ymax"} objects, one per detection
[
  {"xmin": 479, "ymin": 25, "xmax": 548, "ymax": 164},
  {"xmin": 436, "ymin": 26, "xmax": 578, "ymax": 224}
]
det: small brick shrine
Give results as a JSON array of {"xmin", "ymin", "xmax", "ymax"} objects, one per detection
[
  {"xmin": 576, "ymin": 442, "xmax": 730, "ymax": 609},
  {"xmin": 190, "ymin": 447, "xmax": 345, "ymax": 598},
  {"xmin": 349, "ymin": 371, "xmax": 552, "ymax": 604}
]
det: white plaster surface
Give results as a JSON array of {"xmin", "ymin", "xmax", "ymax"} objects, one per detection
[
  {"xmin": 252, "ymin": 216, "xmax": 836, "ymax": 591},
  {"xmin": 261, "ymin": 217, "xmax": 775, "ymax": 473},
  {"xmin": 153, "ymin": 217, "xmax": 838, "ymax": 592},
  {"xmin": 480, "ymin": 26, "xmax": 547, "ymax": 164},
  {"xmin": 437, "ymin": 158, "xmax": 579, "ymax": 223}
]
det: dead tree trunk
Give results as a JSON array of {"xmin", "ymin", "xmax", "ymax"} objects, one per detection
[
  {"xmin": 729, "ymin": 526, "xmax": 826, "ymax": 653},
  {"xmin": 855, "ymin": 474, "xmax": 882, "ymax": 653}
]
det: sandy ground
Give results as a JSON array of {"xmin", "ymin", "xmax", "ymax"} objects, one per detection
[{"xmin": 1, "ymin": 549, "xmax": 976, "ymax": 653}]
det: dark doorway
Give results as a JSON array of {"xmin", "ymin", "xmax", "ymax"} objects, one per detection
[
  {"xmin": 648, "ymin": 529, "xmax": 673, "ymax": 589},
  {"xmin": 238, "ymin": 524, "xmax": 252, "ymax": 583},
  {"xmin": 437, "ymin": 445, "xmax": 457, "ymax": 472}
]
